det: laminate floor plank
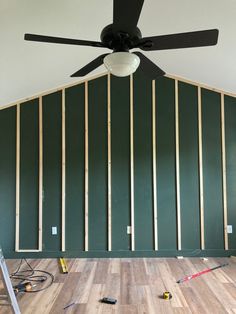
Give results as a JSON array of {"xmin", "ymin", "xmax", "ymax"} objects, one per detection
[
  {"xmin": 93, "ymin": 259, "xmax": 110, "ymax": 284},
  {"xmin": 74, "ymin": 261, "xmax": 97, "ymax": 304},
  {"xmin": 109, "ymin": 258, "xmax": 120, "ymax": 274},
  {"xmin": 120, "ymin": 261, "xmax": 135, "ymax": 305},
  {"xmin": 180, "ymin": 286, "xmax": 207, "ymax": 314},
  {"xmin": 132, "ymin": 259, "xmax": 148, "ymax": 285},
  {"xmin": 188, "ymin": 276, "xmax": 227, "ymax": 313},
  {"xmin": 49, "ymin": 272, "xmax": 81, "ymax": 313}
]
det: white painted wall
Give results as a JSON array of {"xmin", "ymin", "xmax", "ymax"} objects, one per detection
[{"xmin": 0, "ymin": 0, "xmax": 235, "ymax": 107}]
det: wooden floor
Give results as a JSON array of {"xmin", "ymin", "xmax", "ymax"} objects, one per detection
[{"xmin": 1, "ymin": 257, "xmax": 236, "ymax": 313}]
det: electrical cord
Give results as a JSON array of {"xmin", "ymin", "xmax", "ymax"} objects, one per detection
[{"xmin": 10, "ymin": 258, "xmax": 54, "ymax": 293}]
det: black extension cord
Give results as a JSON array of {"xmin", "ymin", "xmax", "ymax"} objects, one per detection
[{"xmin": 10, "ymin": 258, "xmax": 54, "ymax": 293}]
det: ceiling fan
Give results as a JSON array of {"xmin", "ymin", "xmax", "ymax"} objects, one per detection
[{"xmin": 24, "ymin": 0, "xmax": 219, "ymax": 79}]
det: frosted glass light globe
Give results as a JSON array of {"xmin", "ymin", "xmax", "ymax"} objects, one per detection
[{"xmin": 104, "ymin": 52, "xmax": 140, "ymax": 77}]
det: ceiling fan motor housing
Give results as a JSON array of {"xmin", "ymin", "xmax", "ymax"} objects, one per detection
[{"xmin": 100, "ymin": 24, "xmax": 142, "ymax": 52}]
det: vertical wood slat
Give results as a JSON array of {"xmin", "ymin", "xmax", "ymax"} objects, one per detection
[
  {"xmin": 15, "ymin": 104, "xmax": 20, "ymax": 252},
  {"xmin": 85, "ymin": 82, "xmax": 89, "ymax": 251},
  {"xmin": 130, "ymin": 74, "xmax": 135, "ymax": 251},
  {"xmin": 198, "ymin": 86, "xmax": 205, "ymax": 249},
  {"xmin": 38, "ymin": 97, "xmax": 43, "ymax": 251},
  {"xmin": 61, "ymin": 89, "xmax": 66, "ymax": 252},
  {"xmin": 107, "ymin": 74, "xmax": 112, "ymax": 251},
  {"xmin": 221, "ymin": 93, "xmax": 228, "ymax": 250},
  {"xmin": 152, "ymin": 80, "xmax": 158, "ymax": 250},
  {"xmin": 175, "ymin": 80, "xmax": 181, "ymax": 250}
]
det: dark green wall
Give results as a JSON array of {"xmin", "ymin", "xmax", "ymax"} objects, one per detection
[
  {"xmin": 42, "ymin": 91, "xmax": 62, "ymax": 251},
  {"xmin": 1, "ymin": 74, "xmax": 236, "ymax": 258},
  {"xmin": 65, "ymin": 84, "xmax": 85, "ymax": 251},
  {"xmin": 225, "ymin": 95, "xmax": 236, "ymax": 249},
  {"xmin": 156, "ymin": 77, "xmax": 177, "ymax": 250},
  {"xmin": 201, "ymin": 89, "xmax": 224, "ymax": 249},
  {"xmin": 133, "ymin": 70, "xmax": 154, "ymax": 250},
  {"xmin": 0, "ymin": 107, "xmax": 16, "ymax": 252},
  {"xmin": 178, "ymin": 82, "xmax": 200, "ymax": 249},
  {"xmin": 19, "ymin": 99, "xmax": 39, "ymax": 249},
  {"xmin": 111, "ymin": 76, "xmax": 131, "ymax": 251},
  {"xmin": 88, "ymin": 76, "xmax": 108, "ymax": 250}
]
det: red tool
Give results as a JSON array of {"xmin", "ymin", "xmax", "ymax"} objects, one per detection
[{"xmin": 177, "ymin": 263, "xmax": 228, "ymax": 284}]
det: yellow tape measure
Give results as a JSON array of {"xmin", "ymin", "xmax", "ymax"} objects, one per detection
[{"xmin": 163, "ymin": 291, "xmax": 172, "ymax": 300}]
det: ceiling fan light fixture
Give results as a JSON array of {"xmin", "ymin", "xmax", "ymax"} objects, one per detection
[{"xmin": 103, "ymin": 52, "xmax": 140, "ymax": 77}]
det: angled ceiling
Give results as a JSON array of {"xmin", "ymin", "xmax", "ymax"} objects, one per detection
[{"xmin": 0, "ymin": 0, "xmax": 236, "ymax": 107}]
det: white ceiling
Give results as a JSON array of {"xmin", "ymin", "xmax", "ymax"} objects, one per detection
[{"xmin": 0, "ymin": 0, "xmax": 236, "ymax": 107}]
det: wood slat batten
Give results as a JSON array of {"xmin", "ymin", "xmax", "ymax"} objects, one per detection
[
  {"xmin": 175, "ymin": 80, "xmax": 181, "ymax": 250},
  {"xmin": 221, "ymin": 93, "xmax": 228, "ymax": 250},
  {"xmin": 152, "ymin": 80, "xmax": 158, "ymax": 250},
  {"xmin": 130, "ymin": 74, "xmax": 135, "ymax": 251},
  {"xmin": 198, "ymin": 87, "xmax": 205, "ymax": 249},
  {"xmin": 38, "ymin": 97, "xmax": 43, "ymax": 251},
  {"xmin": 61, "ymin": 89, "xmax": 66, "ymax": 252},
  {"xmin": 1, "ymin": 72, "xmax": 235, "ymax": 112},
  {"xmin": 15, "ymin": 104, "xmax": 20, "ymax": 252},
  {"xmin": 107, "ymin": 74, "xmax": 112, "ymax": 251},
  {"xmin": 0, "ymin": 72, "xmax": 109, "ymax": 111},
  {"xmin": 167, "ymin": 74, "xmax": 236, "ymax": 99},
  {"xmin": 84, "ymin": 81, "xmax": 89, "ymax": 251}
]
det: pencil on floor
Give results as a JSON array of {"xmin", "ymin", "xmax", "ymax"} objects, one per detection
[{"xmin": 63, "ymin": 302, "xmax": 75, "ymax": 310}]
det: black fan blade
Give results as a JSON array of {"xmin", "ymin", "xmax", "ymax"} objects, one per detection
[
  {"xmin": 24, "ymin": 34, "xmax": 106, "ymax": 48},
  {"xmin": 139, "ymin": 29, "xmax": 219, "ymax": 51},
  {"xmin": 113, "ymin": 0, "xmax": 144, "ymax": 33},
  {"xmin": 71, "ymin": 54, "xmax": 108, "ymax": 77},
  {"xmin": 134, "ymin": 52, "xmax": 165, "ymax": 79}
]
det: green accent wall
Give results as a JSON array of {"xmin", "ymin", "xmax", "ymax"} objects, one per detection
[
  {"xmin": 65, "ymin": 84, "xmax": 85, "ymax": 251},
  {"xmin": 88, "ymin": 77, "xmax": 108, "ymax": 251},
  {"xmin": 133, "ymin": 71, "xmax": 154, "ymax": 250},
  {"xmin": 19, "ymin": 99, "xmax": 39, "ymax": 249},
  {"xmin": 111, "ymin": 76, "xmax": 131, "ymax": 251},
  {"xmin": 155, "ymin": 77, "xmax": 177, "ymax": 250},
  {"xmin": 0, "ymin": 107, "xmax": 16, "ymax": 252},
  {"xmin": 178, "ymin": 82, "xmax": 200, "ymax": 249},
  {"xmin": 42, "ymin": 91, "xmax": 62, "ymax": 251},
  {"xmin": 1, "ymin": 74, "xmax": 236, "ymax": 258},
  {"xmin": 201, "ymin": 89, "xmax": 224, "ymax": 249},
  {"xmin": 225, "ymin": 95, "xmax": 236, "ymax": 249}
]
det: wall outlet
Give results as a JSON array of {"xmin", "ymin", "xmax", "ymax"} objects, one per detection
[
  {"xmin": 127, "ymin": 226, "xmax": 132, "ymax": 234},
  {"xmin": 227, "ymin": 225, "xmax": 233, "ymax": 234},
  {"xmin": 52, "ymin": 226, "xmax": 57, "ymax": 235}
]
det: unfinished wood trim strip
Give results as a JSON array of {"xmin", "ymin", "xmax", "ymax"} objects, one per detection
[
  {"xmin": 130, "ymin": 74, "xmax": 135, "ymax": 251},
  {"xmin": 85, "ymin": 81, "xmax": 89, "ymax": 251},
  {"xmin": 198, "ymin": 86, "xmax": 205, "ymax": 249},
  {"xmin": 17, "ymin": 250, "xmax": 41, "ymax": 252},
  {"xmin": 15, "ymin": 104, "xmax": 20, "ymax": 252},
  {"xmin": 175, "ymin": 80, "xmax": 181, "ymax": 250},
  {"xmin": 166, "ymin": 74, "xmax": 236, "ymax": 99},
  {"xmin": 61, "ymin": 89, "xmax": 66, "ymax": 252},
  {"xmin": 107, "ymin": 74, "xmax": 112, "ymax": 251},
  {"xmin": 0, "ymin": 72, "xmax": 109, "ymax": 111},
  {"xmin": 221, "ymin": 93, "xmax": 228, "ymax": 250},
  {"xmin": 1, "ymin": 72, "xmax": 235, "ymax": 112},
  {"xmin": 38, "ymin": 97, "xmax": 43, "ymax": 251},
  {"xmin": 152, "ymin": 80, "xmax": 158, "ymax": 250}
]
